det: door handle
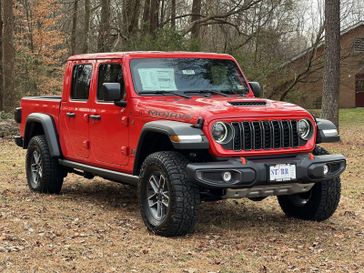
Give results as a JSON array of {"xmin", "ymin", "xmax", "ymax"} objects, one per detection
[
  {"xmin": 89, "ymin": 114, "xmax": 101, "ymax": 120},
  {"xmin": 66, "ymin": 112, "xmax": 76, "ymax": 118}
]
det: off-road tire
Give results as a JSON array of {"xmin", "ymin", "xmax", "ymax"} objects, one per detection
[
  {"xmin": 26, "ymin": 135, "xmax": 65, "ymax": 194},
  {"xmin": 277, "ymin": 146, "xmax": 341, "ymax": 221},
  {"xmin": 138, "ymin": 151, "xmax": 200, "ymax": 237}
]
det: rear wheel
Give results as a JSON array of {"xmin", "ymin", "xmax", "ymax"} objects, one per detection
[
  {"xmin": 277, "ymin": 146, "xmax": 341, "ymax": 221},
  {"xmin": 138, "ymin": 151, "xmax": 200, "ymax": 237},
  {"xmin": 26, "ymin": 135, "xmax": 65, "ymax": 194}
]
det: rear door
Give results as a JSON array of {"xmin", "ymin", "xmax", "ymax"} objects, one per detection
[
  {"xmin": 89, "ymin": 60, "xmax": 129, "ymax": 167},
  {"xmin": 59, "ymin": 62, "xmax": 94, "ymax": 160}
]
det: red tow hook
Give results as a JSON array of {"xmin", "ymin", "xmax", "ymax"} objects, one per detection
[{"xmin": 240, "ymin": 157, "xmax": 247, "ymax": 165}]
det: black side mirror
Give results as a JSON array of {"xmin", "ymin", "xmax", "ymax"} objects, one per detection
[
  {"xmin": 249, "ymin": 82, "xmax": 262, "ymax": 97},
  {"xmin": 102, "ymin": 83, "xmax": 127, "ymax": 107}
]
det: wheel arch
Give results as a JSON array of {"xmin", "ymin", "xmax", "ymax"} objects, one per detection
[
  {"xmin": 24, "ymin": 113, "xmax": 61, "ymax": 158},
  {"xmin": 133, "ymin": 120, "xmax": 209, "ymax": 175}
]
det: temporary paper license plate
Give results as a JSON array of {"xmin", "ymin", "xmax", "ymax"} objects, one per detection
[{"xmin": 269, "ymin": 164, "xmax": 296, "ymax": 181}]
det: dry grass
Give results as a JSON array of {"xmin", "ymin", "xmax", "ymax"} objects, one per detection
[{"xmin": 0, "ymin": 111, "xmax": 363, "ymax": 273}]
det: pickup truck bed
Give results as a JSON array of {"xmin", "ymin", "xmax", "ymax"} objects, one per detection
[{"xmin": 19, "ymin": 96, "xmax": 62, "ymax": 138}]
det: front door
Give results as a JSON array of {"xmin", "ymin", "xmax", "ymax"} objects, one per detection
[
  {"xmin": 355, "ymin": 74, "xmax": 364, "ymax": 107},
  {"xmin": 60, "ymin": 62, "xmax": 94, "ymax": 160},
  {"xmin": 89, "ymin": 61, "xmax": 129, "ymax": 167}
]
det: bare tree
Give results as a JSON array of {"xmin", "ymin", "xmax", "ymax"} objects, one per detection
[
  {"xmin": 71, "ymin": 0, "xmax": 79, "ymax": 55},
  {"xmin": 191, "ymin": 0, "xmax": 202, "ymax": 40},
  {"xmin": 82, "ymin": 0, "xmax": 90, "ymax": 53},
  {"xmin": 171, "ymin": 0, "xmax": 176, "ymax": 29},
  {"xmin": 149, "ymin": 0, "xmax": 159, "ymax": 34},
  {"xmin": 2, "ymin": 0, "xmax": 15, "ymax": 112},
  {"xmin": 0, "ymin": 0, "xmax": 3, "ymax": 110},
  {"xmin": 98, "ymin": 0, "xmax": 111, "ymax": 52},
  {"xmin": 122, "ymin": 0, "xmax": 141, "ymax": 35},
  {"xmin": 142, "ymin": 0, "xmax": 151, "ymax": 33},
  {"xmin": 321, "ymin": 0, "xmax": 340, "ymax": 129}
]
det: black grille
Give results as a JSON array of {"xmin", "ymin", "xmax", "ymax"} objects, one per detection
[
  {"xmin": 232, "ymin": 120, "xmax": 299, "ymax": 151},
  {"xmin": 229, "ymin": 101, "xmax": 266, "ymax": 106}
]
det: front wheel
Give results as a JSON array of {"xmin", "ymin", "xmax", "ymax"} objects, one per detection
[
  {"xmin": 138, "ymin": 151, "xmax": 200, "ymax": 237},
  {"xmin": 277, "ymin": 146, "xmax": 341, "ymax": 221}
]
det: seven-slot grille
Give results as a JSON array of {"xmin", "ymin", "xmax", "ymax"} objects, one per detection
[{"xmin": 231, "ymin": 120, "xmax": 299, "ymax": 151}]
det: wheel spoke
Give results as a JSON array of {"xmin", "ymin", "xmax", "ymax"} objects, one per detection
[
  {"xmin": 38, "ymin": 166, "xmax": 43, "ymax": 177},
  {"xmin": 158, "ymin": 175, "xmax": 166, "ymax": 190},
  {"xmin": 148, "ymin": 192, "xmax": 157, "ymax": 201},
  {"xmin": 149, "ymin": 175, "xmax": 159, "ymax": 193},
  {"xmin": 157, "ymin": 201, "xmax": 162, "ymax": 218},
  {"xmin": 148, "ymin": 200, "xmax": 158, "ymax": 208},
  {"xmin": 33, "ymin": 151, "xmax": 40, "ymax": 164},
  {"xmin": 162, "ymin": 199, "xmax": 169, "ymax": 208}
]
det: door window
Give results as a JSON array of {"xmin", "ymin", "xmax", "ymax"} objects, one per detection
[
  {"xmin": 97, "ymin": 63, "xmax": 125, "ymax": 101},
  {"xmin": 71, "ymin": 64, "xmax": 93, "ymax": 100}
]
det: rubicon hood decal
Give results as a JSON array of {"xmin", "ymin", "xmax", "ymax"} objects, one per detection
[{"xmin": 147, "ymin": 110, "xmax": 193, "ymax": 120}]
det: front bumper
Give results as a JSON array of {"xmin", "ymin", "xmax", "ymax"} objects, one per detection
[{"xmin": 186, "ymin": 153, "xmax": 346, "ymax": 190}]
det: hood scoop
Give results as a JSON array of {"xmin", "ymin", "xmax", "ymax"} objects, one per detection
[{"xmin": 229, "ymin": 101, "xmax": 266, "ymax": 106}]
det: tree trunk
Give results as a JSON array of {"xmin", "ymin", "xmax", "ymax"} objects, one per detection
[
  {"xmin": 171, "ymin": 0, "xmax": 176, "ymax": 29},
  {"xmin": 191, "ymin": 0, "xmax": 202, "ymax": 41},
  {"xmin": 0, "ymin": 0, "xmax": 3, "ymax": 111},
  {"xmin": 321, "ymin": 0, "xmax": 340, "ymax": 130},
  {"xmin": 97, "ymin": 0, "xmax": 111, "ymax": 52},
  {"xmin": 160, "ymin": 0, "xmax": 165, "ymax": 26},
  {"xmin": 71, "ymin": 0, "xmax": 78, "ymax": 55},
  {"xmin": 122, "ymin": 0, "xmax": 141, "ymax": 36},
  {"xmin": 2, "ymin": 0, "xmax": 15, "ymax": 112},
  {"xmin": 142, "ymin": 0, "xmax": 150, "ymax": 33},
  {"xmin": 82, "ymin": 0, "xmax": 90, "ymax": 53},
  {"xmin": 149, "ymin": 0, "xmax": 159, "ymax": 34}
]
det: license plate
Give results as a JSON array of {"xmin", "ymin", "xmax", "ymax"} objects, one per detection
[{"xmin": 269, "ymin": 164, "xmax": 296, "ymax": 181}]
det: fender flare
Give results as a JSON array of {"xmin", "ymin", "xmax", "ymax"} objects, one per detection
[
  {"xmin": 24, "ymin": 113, "xmax": 61, "ymax": 158},
  {"xmin": 316, "ymin": 118, "xmax": 340, "ymax": 143},
  {"xmin": 133, "ymin": 120, "xmax": 209, "ymax": 174}
]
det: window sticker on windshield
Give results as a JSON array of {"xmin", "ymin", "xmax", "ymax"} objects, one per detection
[
  {"xmin": 182, "ymin": 70, "xmax": 195, "ymax": 75},
  {"xmin": 138, "ymin": 68, "xmax": 177, "ymax": 91},
  {"xmin": 236, "ymin": 84, "xmax": 245, "ymax": 90}
]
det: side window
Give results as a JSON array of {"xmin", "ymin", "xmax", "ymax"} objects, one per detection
[
  {"xmin": 97, "ymin": 63, "xmax": 124, "ymax": 101},
  {"xmin": 71, "ymin": 64, "xmax": 93, "ymax": 100}
]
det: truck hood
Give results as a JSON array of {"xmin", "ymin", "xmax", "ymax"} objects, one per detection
[{"xmin": 134, "ymin": 96, "xmax": 313, "ymax": 124}]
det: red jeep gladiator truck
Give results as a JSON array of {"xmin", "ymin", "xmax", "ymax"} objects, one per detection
[{"xmin": 14, "ymin": 51, "xmax": 346, "ymax": 236}]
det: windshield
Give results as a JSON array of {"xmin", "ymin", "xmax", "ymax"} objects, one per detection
[{"xmin": 130, "ymin": 58, "xmax": 248, "ymax": 95}]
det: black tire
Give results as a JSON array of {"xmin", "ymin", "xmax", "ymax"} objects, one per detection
[
  {"xmin": 26, "ymin": 135, "xmax": 65, "ymax": 194},
  {"xmin": 138, "ymin": 151, "xmax": 200, "ymax": 237},
  {"xmin": 277, "ymin": 146, "xmax": 341, "ymax": 221}
]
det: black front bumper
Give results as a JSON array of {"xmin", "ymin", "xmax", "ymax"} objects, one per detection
[{"xmin": 186, "ymin": 153, "xmax": 346, "ymax": 189}]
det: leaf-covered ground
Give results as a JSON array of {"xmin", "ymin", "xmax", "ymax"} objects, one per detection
[{"xmin": 0, "ymin": 109, "xmax": 363, "ymax": 273}]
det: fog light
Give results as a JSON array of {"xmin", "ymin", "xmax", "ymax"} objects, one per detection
[
  {"xmin": 323, "ymin": 164, "xmax": 329, "ymax": 175},
  {"xmin": 222, "ymin": 171, "xmax": 232, "ymax": 182}
]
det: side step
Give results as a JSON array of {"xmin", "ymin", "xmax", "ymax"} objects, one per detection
[{"xmin": 58, "ymin": 159, "xmax": 139, "ymax": 186}]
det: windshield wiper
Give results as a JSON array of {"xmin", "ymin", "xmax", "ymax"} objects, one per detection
[
  {"xmin": 184, "ymin": 90, "xmax": 228, "ymax": 97},
  {"xmin": 140, "ymin": 90, "xmax": 191, "ymax": 99}
]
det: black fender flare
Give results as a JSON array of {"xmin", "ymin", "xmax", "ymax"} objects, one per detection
[
  {"xmin": 133, "ymin": 120, "xmax": 209, "ymax": 174},
  {"xmin": 24, "ymin": 113, "xmax": 61, "ymax": 157},
  {"xmin": 315, "ymin": 118, "xmax": 340, "ymax": 143}
]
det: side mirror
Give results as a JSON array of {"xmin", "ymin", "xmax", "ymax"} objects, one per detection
[
  {"xmin": 249, "ymin": 82, "xmax": 262, "ymax": 97},
  {"xmin": 102, "ymin": 83, "xmax": 127, "ymax": 106}
]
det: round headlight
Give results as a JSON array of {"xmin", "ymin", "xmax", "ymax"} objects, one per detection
[
  {"xmin": 297, "ymin": 119, "xmax": 311, "ymax": 140},
  {"xmin": 211, "ymin": 122, "xmax": 232, "ymax": 144}
]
